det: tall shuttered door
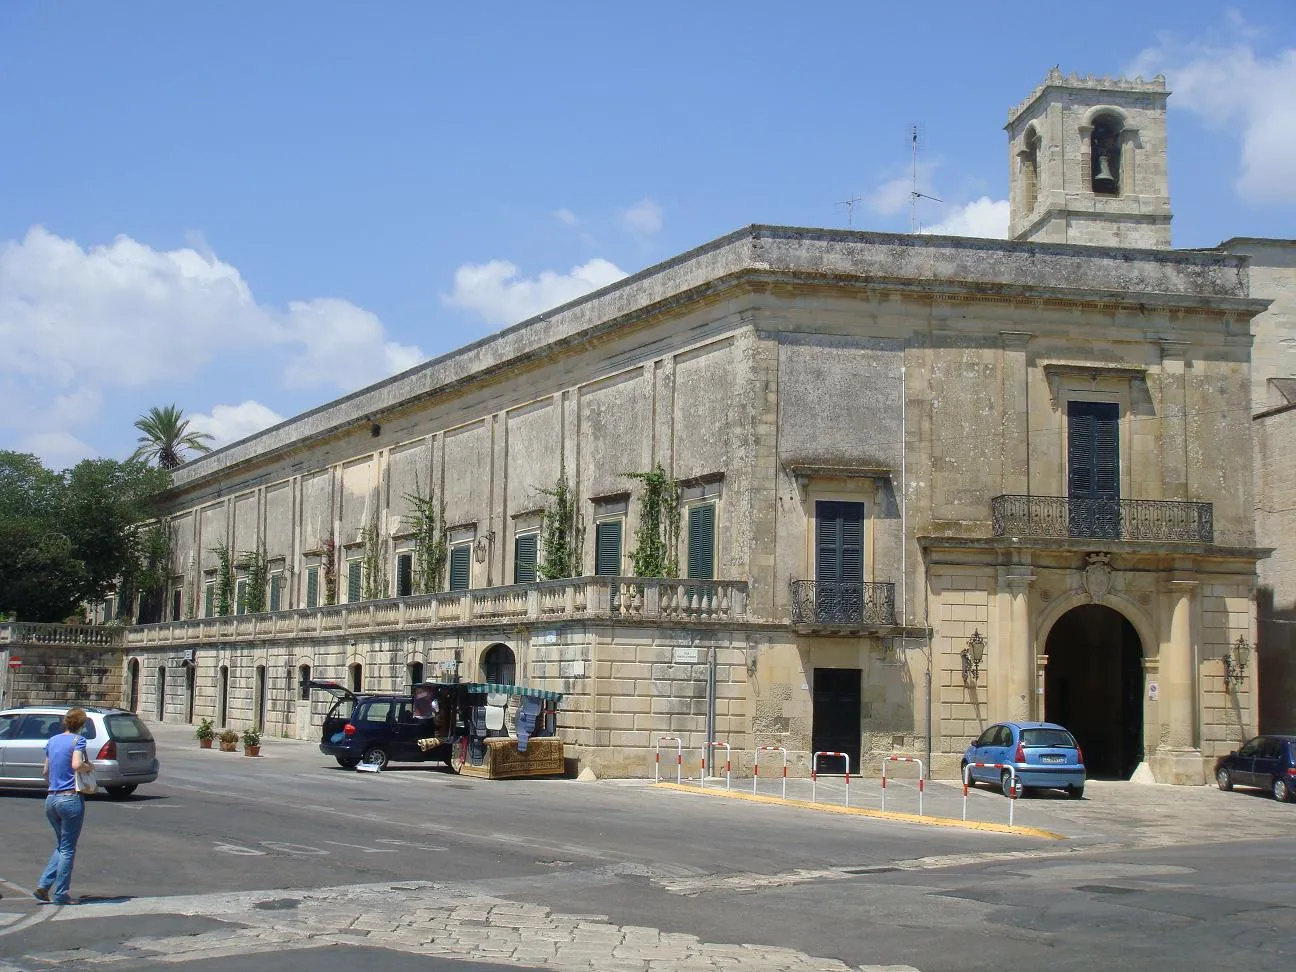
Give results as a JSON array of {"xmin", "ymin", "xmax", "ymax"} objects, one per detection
[
  {"xmin": 449, "ymin": 545, "xmax": 471, "ymax": 592},
  {"xmin": 204, "ymin": 583, "xmax": 214, "ymax": 618},
  {"xmin": 815, "ymin": 501, "xmax": 864, "ymax": 625},
  {"xmin": 514, "ymin": 534, "xmax": 538, "ymax": 585},
  {"xmin": 1067, "ymin": 401, "xmax": 1120, "ymax": 539},
  {"xmin": 595, "ymin": 521, "xmax": 622, "ymax": 576},
  {"xmin": 396, "ymin": 554, "xmax": 413, "ymax": 597},
  {"xmin": 687, "ymin": 504, "xmax": 716, "ymax": 580},
  {"xmin": 347, "ymin": 560, "xmax": 363, "ymax": 602},
  {"xmin": 268, "ymin": 574, "xmax": 282, "ymax": 612},
  {"xmin": 305, "ymin": 567, "xmax": 319, "ymax": 608}
]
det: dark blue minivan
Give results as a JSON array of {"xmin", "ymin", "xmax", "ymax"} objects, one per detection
[{"xmin": 310, "ymin": 681, "xmax": 450, "ymax": 771}]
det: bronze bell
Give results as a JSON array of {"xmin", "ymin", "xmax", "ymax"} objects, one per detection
[{"xmin": 1093, "ymin": 154, "xmax": 1117, "ymax": 192}]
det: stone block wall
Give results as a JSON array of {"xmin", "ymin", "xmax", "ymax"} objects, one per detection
[{"xmin": 0, "ymin": 645, "xmax": 123, "ymax": 709}]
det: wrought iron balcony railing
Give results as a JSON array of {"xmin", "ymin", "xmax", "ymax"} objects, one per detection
[
  {"xmin": 789, "ymin": 581, "xmax": 897, "ymax": 627},
  {"xmin": 990, "ymin": 495, "xmax": 1214, "ymax": 543}
]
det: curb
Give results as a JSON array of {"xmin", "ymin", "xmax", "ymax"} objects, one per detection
[{"xmin": 651, "ymin": 782, "xmax": 1067, "ymax": 840}]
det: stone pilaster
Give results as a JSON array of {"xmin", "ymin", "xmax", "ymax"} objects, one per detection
[{"xmin": 1150, "ymin": 577, "xmax": 1204, "ymax": 784}]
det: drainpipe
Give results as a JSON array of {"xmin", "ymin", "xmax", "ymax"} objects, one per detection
[{"xmin": 900, "ymin": 364, "xmax": 907, "ymax": 628}]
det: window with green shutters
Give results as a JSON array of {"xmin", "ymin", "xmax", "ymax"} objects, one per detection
[
  {"xmin": 347, "ymin": 559, "xmax": 363, "ymax": 602},
  {"xmin": 448, "ymin": 544, "xmax": 471, "ymax": 591},
  {"xmin": 396, "ymin": 553, "xmax": 413, "ymax": 597},
  {"xmin": 514, "ymin": 533, "xmax": 539, "ymax": 584},
  {"xmin": 203, "ymin": 583, "xmax": 214, "ymax": 618},
  {"xmin": 305, "ymin": 566, "xmax": 319, "ymax": 609},
  {"xmin": 595, "ymin": 520, "xmax": 623, "ymax": 576},
  {"xmin": 268, "ymin": 573, "xmax": 282, "ymax": 612},
  {"xmin": 235, "ymin": 578, "xmax": 248, "ymax": 616},
  {"xmin": 687, "ymin": 503, "xmax": 716, "ymax": 580}
]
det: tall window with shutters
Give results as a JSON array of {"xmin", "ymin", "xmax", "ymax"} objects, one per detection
[
  {"xmin": 815, "ymin": 501, "xmax": 865, "ymax": 624},
  {"xmin": 448, "ymin": 544, "xmax": 471, "ymax": 592},
  {"xmin": 268, "ymin": 573, "xmax": 283, "ymax": 612},
  {"xmin": 235, "ymin": 578, "xmax": 248, "ymax": 616},
  {"xmin": 595, "ymin": 519, "xmax": 623, "ymax": 606},
  {"xmin": 396, "ymin": 553, "xmax": 413, "ymax": 597},
  {"xmin": 305, "ymin": 566, "xmax": 320, "ymax": 609},
  {"xmin": 347, "ymin": 558, "xmax": 364, "ymax": 602},
  {"xmin": 203, "ymin": 581, "xmax": 214, "ymax": 618},
  {"xmin": 686, "ymin": 503, "xmax": 716, "ymax": 598},
  {"xmin": 1066, "ymin": 401, "xmax": 1120, "ymax": 539},
  {"xmin": 514, "ymin": 533, "xmax": 539, "ymax": 585}
]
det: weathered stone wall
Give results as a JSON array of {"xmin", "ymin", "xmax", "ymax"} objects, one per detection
[{"xmin": 0, "ymin": 645, "xmax": 124, "ymax": 708}]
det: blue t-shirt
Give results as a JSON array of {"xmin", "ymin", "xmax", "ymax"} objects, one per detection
[{"xmin": 45, "ymin": 732, "xmax": 87, "ymax": 793}]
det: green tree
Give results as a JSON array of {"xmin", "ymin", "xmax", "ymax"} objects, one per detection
[{"xmin": 131, "ymin": 404, "xmax": 214, "ymax": 469}]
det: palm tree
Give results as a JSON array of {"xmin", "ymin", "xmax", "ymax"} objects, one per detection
[{"xmin": 131, "ymin": 404, "xmax": 214, "ymax": 469}]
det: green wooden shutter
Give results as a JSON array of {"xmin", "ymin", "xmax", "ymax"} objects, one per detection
[
  {"xmin": 347, "ymin": 560, "xmax": 363, "ymax": 602},
  {"xmin": 449, "ymin": 545, "xmax": 471, "ymax": 591},
  {"xmin": 269, "ymin": 574, "xmax": 282, "ymax": 612},
  {"xmin": 305, "ymin": 567, "xmax": 319, "ymax": 608},
  {"xmin": 687, "ymin": 504, "xmax": 715, "ymax": 580},
  {"xmin": 203, "ymin": 583, "xmax": 214, "ymax": 618},
  {"xmin": 396, "ymin": 554, "xmax": 413, "ymax": 597},
  {"xmin": 235, "ymin": 579, "xmax": 247, "ymax": 615},
  {"xmin": 595, "ymin": 521, "xmax": 622, "ymax": 576},
  {"xmin": 514, "ymin": 533, "xmax": 538, "ymax": 584},
  {"xmin": 815, "ymin": 502, "xmax": 864, "ymax": 586}
]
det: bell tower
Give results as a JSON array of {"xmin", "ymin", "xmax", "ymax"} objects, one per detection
[{"xmin": 1007, "ymin": 68, "xmax": 1172, "ymax": 249}]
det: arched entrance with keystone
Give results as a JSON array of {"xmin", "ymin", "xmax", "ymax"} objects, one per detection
[{"xmin": 1043, "ymin": 603, "xmax": 1144, "ymax": 779}]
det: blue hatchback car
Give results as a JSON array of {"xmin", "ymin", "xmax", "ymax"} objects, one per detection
[{"xmin": 962, "ymin": 721, "xmax": 1086, "ymax": 799}]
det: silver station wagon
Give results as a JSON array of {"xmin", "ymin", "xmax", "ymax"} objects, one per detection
[{"xmin": 0, "ymin": 706, "xmax": 159, "ymax": 798}]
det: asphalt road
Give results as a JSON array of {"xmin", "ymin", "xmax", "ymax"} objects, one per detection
[{"xmin": 0, "ymin": 728, "xmax": 1292, "ymax": 971}]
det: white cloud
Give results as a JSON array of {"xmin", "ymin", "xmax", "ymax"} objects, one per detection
[
  {"xmin": 1130, "ymin": 28, "xmax": 1296, "ymax": 203},
  {"xmin": 918, "ymin": 197, "xmax": 1011, "ymax": 239},
  {"xmin": 189, "ymin": 401, "xmax": 286, "ymax": 449},
  {"xmin": 14, "ymin": 431, "xmax": 96, "ymax": 470},
  {"xmin": 0, "ymin": 226, "xmax": 423, "ymax": 462},
  {"xmin": 867, "ymin": 162, "xmax": 937, "ymax": 217},
  {"xmin": 621, "ymin": 198, "xmax": 663, "ymax": 235},
  {"xmin": 553, "ymin": 208, "xmax": 579, "ymax": 226},
  {"xmin": 441, "ymin": 258, "xmax": 627, "ymax": 328}
]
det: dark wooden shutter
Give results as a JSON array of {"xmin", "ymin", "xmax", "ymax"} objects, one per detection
[
  {"xmin": 449, "ymin": 545, "xmax": 471, "ymax": 591},
  {"xmin": 396, "ymin": 554, "xmax": 413, "ymax": 597},
  {"xmin": 1067, "ymin": 401, "xmax": 1119, "ymax": 499},
  {"xmin": 687, "ymin": 504, "xmax": 716, "ymax": 580},
  {"xmin": 595, "ymin": 521, "xmax": 622, "ymax": 576},
  {"xmin": 269, "ymin": 574, "xmax": 282, "ymax": 612},
  {"xmin": 203, "ymin": 584, "xmax": 214, "ymax": 618},
  {"xmin": 815, "ymin": 502, "xmax": 864, "ymax": 586},
  {"xmin": 514, "ymin": 534, "xmax": 538, "ymax": 584},
  {"xmin": 347, "ymin": 560, "xmax": 363, "ymax": 602},
  {"xmin": 305, "ymin": 567, "xmax": 319, "ymax": 609},
  {"xmin": 235, "ymin": 579, "xmax": 247, "ymax": 615},
  {"xmin": 171, "ymin": 588, "xmax": 182, "ymax": 621}
]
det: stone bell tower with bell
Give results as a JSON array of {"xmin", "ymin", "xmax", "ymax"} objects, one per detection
[{"xmin": 1006, "ymin": 68, "xmax": 1172, "ymax": 249}]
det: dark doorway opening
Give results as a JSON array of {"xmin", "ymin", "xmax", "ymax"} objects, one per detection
[
  {"xmin": 1045, "ymin": 604, "xmax": 1144, "ymax": 779},
  {"xmin": 811, "ymin": 667, "xmax": 861, "ymax": 776},
  {"xmin": 183, "ymin": 661, "xmax": 195, "ymax": 723},
  {"xmin": 126, "ymin": 659, "xmax": 140, "ymax": 712}
]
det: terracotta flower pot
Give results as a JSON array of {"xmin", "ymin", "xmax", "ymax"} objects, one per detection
[
  {"xmin": 244, "ymin": 745, "xmax": 261, "ymax": 757},
  {"xmin": 199, "ymin": 738, "xmax": 213, "ymax": 749}
]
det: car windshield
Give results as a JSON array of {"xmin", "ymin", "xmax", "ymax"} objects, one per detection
[
  {"xmin": 105, "ymin": 714, "xmax": 154, "ymax": 742},
  {"xmin": 1021, "ymin": 728, "xmax": 1076, "ymax": 748}
]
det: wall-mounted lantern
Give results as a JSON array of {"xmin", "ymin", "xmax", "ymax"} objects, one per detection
[
  {"xmin": 1223, "ymin": 635, "xmax": 1251, "ymax": 688},
  {"xmin": 962, "ymin": 629, "xmax": 987, "ymax": 684}
]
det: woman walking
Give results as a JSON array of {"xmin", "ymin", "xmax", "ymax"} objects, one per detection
[{"xmin": 35, "ymin": 707, "xmax": 94, "ymax": 905}]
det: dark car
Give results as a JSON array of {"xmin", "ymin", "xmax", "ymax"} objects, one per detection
[
  {"xmin": 310, "ymin": 681, "xmax": 449, "ymax": 771},
  {"xmin": 962, "ymin": 721, "xmax": 1086, "ymax": 799},
  {"xmin": 1214, "ymin": 735, "xmax": 1296, "ymax": 802}
]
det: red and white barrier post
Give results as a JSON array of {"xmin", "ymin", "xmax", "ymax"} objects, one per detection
[
  {"xmin": 880, "ymin": 755, "xmax": 926, "ymax": 816},
  {"xmin": 752, "ymin": 745, "xmax": 788, "ymax": 799},
  {"xmin": 655, "ymin": 736, "xmax": 683, "ymax": 784},
  {"xmin": 811, "ymin": 751, "xmax": 852, "ymax": 806},
  {"xmin": 962, "ymin": 762, "xmax": 1020, "ymax": 826},
  {"xmin": 701, "ymin": 741, "xmax": 732, "ymax": 790}
]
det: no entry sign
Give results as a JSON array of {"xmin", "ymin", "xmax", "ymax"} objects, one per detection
[{"xmin": 7, "ymin": 657, "xmax": 20, "ymax": 670}]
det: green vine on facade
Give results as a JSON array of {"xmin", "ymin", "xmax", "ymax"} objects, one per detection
[
  {"xmin": 212, "ymin": 540, "xmax": 235, "ymax": 617},
  {"xmin": 538, "ymin": 470, "xmax": 580, "ymax": 580},
  {"xmin": 625, "ymin": 463, "xmax": 680, "ymax": 578},
  {"xmin": 238, "ymin": 542, "xmax": 270, "ymax": 614},
  {"xmin": 322, "ymin": 532, "xmax": 338, "ymax": 605},
  {"xmin": 360, "ymin": 512, "xmax": 387, "ymax": 600},
  {"xmin": 405, "ymin": 479, "xmax": 446, "ymax": 594}
]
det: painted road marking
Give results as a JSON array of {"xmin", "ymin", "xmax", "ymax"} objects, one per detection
[{"xmin": 323, "ymin": 840, "xmax": 399, "ymax": 853}]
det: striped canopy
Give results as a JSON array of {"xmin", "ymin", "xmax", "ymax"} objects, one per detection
[{"xmin": 463, "ymin": 682, "xmax": 563, "ymax": 702}]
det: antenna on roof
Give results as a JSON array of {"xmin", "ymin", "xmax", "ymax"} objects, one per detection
[
  {"xmin": 909, "ymin": 124, "xmax": 942, "ymax": 234},
  {"xmin": 837, "ymin": 193, "xmax": 863, "ymax": 229}
]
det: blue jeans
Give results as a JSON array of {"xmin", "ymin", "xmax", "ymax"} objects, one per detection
[{"xmin": 38, "ymin": 793, "xmax": 85, "ymax": 904}]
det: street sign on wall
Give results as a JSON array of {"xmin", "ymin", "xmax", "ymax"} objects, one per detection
[{"xmin": 7, "ymin": 657, "xmax": 21, "ymax": 670}]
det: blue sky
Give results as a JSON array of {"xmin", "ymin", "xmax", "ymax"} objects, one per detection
[{"xmin": 2, "ymin": 3, "xmax": 1293, "ymax": 468}]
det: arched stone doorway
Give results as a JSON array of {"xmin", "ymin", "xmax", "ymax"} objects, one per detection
[
  {"xmin": 481, "ymin": 643, "xmax": 515, "ymax": 684},
  {"xmin": 1044, "ymin": 604, "xmax": 1144, "ymax": 779}
]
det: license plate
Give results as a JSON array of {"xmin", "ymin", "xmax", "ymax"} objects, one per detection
[{"xmin": 1041, "ymin": 754, "xmax": 1064, "ymax": 763}]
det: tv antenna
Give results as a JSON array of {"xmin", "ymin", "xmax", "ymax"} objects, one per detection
[
  {"xmin": 837, "ymin": 193, "xmax": 863, "ymax": 229},
  {"xmin": 909, "ymin": 124, "xmax": 942, "ymax": 233}
]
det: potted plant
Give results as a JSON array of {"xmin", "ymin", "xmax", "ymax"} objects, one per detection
[
  {"xmin": 195, "ymin": 717, "xmax": 215, "ymax": 749},
  {"xmin": 242, "ymin": 726, "xmax": 262, "ymax": 757},
  {"xmin": 218, "ymin": 728, "xmax": 239, "ymax": 753}
]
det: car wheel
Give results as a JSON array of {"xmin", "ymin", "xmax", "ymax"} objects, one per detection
[
  {"xmin": 336, "ymin": 756, "xmax": 360, "ymax": 769},
  {"xmin": 360, "ymin": 747, "xmax": 389, "ymax": 770},
  {"xmin": 105, "ymin": 785, "xmax": 137, "ymax": 800},
  {"xmin": 1273, "ymin": 776, "xmax": 1293, "ymax": 803},
  {"xmin": 1000, "ymin": 770, "xmax": 1017, "ymax": 798},
  {"xmin": 1067, "ymin": 784, "xmax": 1084, "ymax": 800},
  {"xmin": 448, "ymin": 737, "xmax": 468, "ymax": 775},
  {"xmin": 1215, "ymin": 767, "xmax": 1234, "ymax": 792}
]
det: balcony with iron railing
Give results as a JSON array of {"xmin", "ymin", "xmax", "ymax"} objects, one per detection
[
  {"xmin": 990, "ymin": 495, "xmax": 1214, "ymax": 544},
  {"xmin": 788, "ymin": 581, "xmax": 897, "ymax": 630}
]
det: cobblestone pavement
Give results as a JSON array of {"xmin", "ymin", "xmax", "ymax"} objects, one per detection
[{"xmin": 0, "ymin": 882, "xmax": 918, "ymax": 972}]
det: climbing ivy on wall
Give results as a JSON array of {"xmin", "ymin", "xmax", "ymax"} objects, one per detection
[
  {"xmin": 322, "ymin": 532, "xmax": 338, "ymax": 605},
  {"xmin": 405, "ymin": 480, "xmax": 446, "ymax": 594},
  {"xmin": 360, "ymin": 512, "xmax": 388, "ymax": 600},
  {"xmin": 538, "ymin": 471, "xmax": 580, "ymax": 579},
  {"xmin": 624, "ymin": 463, "xmax": 680, "ymax": 578},
  {"xmin": 212, "ymin": 540, "xmax": 235, "ymax": 617},
  {"xmin": 238, "ymin": 542, "xmax": 269, "ymax": 614}
]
